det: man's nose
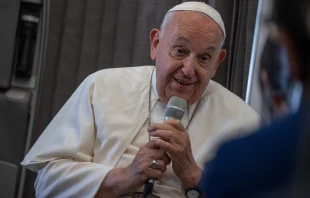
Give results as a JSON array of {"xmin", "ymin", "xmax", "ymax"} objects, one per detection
[{"xmin": 182, "ymin": 56, "xmax": 196, "ymax": 77}]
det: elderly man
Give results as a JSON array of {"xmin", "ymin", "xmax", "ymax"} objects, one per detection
[{"xmin": 22, "ymin": 2, "xmax": 259, "ymax": 198}]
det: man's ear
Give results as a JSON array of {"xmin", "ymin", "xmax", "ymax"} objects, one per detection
[
  {"xmin": 212, "ymin": 49, "xmax": 226, "ymax": 77},
  {"xmin": 150, "ymin": 28, "xmax": 160, "ymax": 60}
]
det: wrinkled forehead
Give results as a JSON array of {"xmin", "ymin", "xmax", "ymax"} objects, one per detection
[{"xmin": 164, "ymin": 12, "xmax": 224, "ymax": 47}]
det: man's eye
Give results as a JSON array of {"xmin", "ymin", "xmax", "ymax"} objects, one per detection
[
  {"xmin": 199, "ymin": 55, "xmax": 210, "ymax": 62},
  {"xmin": 171, "ymin": 47, "xmax": 187, "ymax": 59},
  {"xmin": 174, "ymin": 48, "xmax": 185, "ymax": 54}
]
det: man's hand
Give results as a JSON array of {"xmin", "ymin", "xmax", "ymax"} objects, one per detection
[
  {"xmin": 96, "ymin": 140, "xmax": 171, "ymax": 197},
  {"xmin": 148, "ymin": 119, "xmax": 202, "ymax": 188},
  {"xmin": 124, "ymin": 140, "xmax": 171, "ymax": 189}
]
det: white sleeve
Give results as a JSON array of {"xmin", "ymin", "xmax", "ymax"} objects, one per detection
[
  {"xmin": 35, "ymin": 159, "xmax": 112, "ymax": 198},
  {"xmin": 21, "ymin": 74, "xmax": 112, "ymax": 197}
]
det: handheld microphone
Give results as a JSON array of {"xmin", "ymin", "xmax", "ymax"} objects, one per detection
[{"xmin": 142, "ymin": 96, "xmax": 186, "ymax": 197}]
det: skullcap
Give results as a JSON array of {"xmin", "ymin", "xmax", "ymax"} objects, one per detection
[{"xmin": 167, "ymin": 1, "xmax": 226, "ymax": 39}]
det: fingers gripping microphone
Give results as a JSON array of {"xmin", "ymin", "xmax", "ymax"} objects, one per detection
[{"xmin": 143, "ymin": 96, "xmax": 186, "ymax": 197}]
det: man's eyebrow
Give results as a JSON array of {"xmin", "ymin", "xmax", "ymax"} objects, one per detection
[
  {"xmin": 205, "ymin": 46, "xmax": 216, "ymax": 51},
  {"xmin": 175, "ymin": 36, "xmax": 189, "ymax": 43},
  {"xmin": 174, "ymin": 36, "xmax": 217, "ymax": 51}
]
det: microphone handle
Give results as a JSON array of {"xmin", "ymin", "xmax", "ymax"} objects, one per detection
[
  {"xmin": 142, "ymin": 96, "xmax": 186, "ymax": 197},
  {"xmin": 142, "ymin": 178, "xmax": 154, "ymax": 198}
]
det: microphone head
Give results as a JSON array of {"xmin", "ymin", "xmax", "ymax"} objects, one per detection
[{"xmin": 165, "ymin": 96, "xmax": 187, "ymax": 121}]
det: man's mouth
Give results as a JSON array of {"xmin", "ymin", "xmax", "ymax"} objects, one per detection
[{"xmin": 175, "ymin": 78, "xmax": 192, "ymax": 85}]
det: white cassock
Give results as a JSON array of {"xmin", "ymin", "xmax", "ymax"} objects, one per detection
[{"xmin": 22, "ymin": 66, "xmax": 260, "ymax": 198}]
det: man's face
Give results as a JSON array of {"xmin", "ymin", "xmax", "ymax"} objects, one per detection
[
  {"xmin": 259, "ymin": 27, "xmax": 302, "ymax": 122},
  {"xmin": 150, "ymin": 11, "xmax": 226, "ymax": 105}
]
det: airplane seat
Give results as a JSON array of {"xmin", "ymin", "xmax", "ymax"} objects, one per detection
[
  {"xmin": 0, "ymin": 161, "xmax": 19, "ymax": 198},
  {"xmin": 0, "ymin": 90, "xmax": 31, "ymax": 198},
  {"xmin": 0, "ymin": 89, "xmax": 31, "ymax": 165},
  {"xmin": 0, "ymin": 0, "xmax": 49, "ymax": 197},
  {"xmin": 0, "ymin": 0, "xmax": 20, "ymax": 89}
]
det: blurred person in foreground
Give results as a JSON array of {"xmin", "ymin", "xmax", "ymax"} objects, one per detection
[
  {"xmin": 201, "ymin": 0, "xmax": 310, "ymax": 197},
  {"xmin": 21, "ymin": 2, "xmax": 259, "ymax": 198}
]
